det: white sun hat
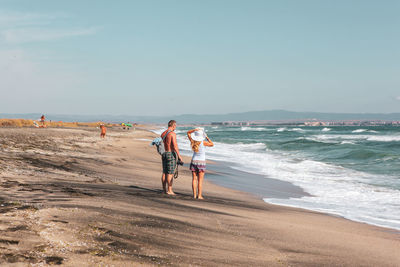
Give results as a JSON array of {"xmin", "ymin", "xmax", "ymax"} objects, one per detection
[{"xmin": 191, "ymin": 128, "xmax": 206, "ymax": 142}]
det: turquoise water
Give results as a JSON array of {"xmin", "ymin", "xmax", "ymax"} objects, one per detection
[{"xmin": 174, "ymin": 125, "xmax": 400, "ymax": 230}]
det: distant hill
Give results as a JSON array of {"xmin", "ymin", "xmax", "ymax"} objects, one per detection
[{"xmin": 1, "ymin": 110, "xmax": 400, "ymax": 124}]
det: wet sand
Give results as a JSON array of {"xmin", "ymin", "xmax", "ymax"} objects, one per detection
[
  {"xmin": 206, "ymin": 162, "xmax": 310, "ymax": 199},
  {"xmin": 0, "ymin": 127, "xmax": 399, "ymax": 266}
]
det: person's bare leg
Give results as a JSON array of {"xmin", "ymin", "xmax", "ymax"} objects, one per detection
[
  {"xmin": 197, "ymin": 172, "xmax": 205, "ymax": 199},
  {"xmin": 161, "ymin": 173, "xmax": 167, "ymax": 193},
  {"xmin": 166, "ymin": 174, "xmax": 175, "ymax": 195},
  {"xmin": 192, "ymin": 172, "xmax": 198, "ymax": 198}
]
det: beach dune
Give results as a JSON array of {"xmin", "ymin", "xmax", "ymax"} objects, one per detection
[{"xmin": 0, "ymin": 127, "xmax": 399, "ymax": 266}]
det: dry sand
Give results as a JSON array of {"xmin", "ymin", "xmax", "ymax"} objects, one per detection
[{"xmin": 0, "ymin": 127, "xmax": 399, "ymax": 266}]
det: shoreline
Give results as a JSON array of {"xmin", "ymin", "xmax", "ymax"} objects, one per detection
[
  {"xmin": 206, "ymin": 161, "xmax": 310, "ymax": 199},
  {"xmin": 169, "ymin": 126, "xmax": 400, "ymax": 233},
  {"xmin": 205, "ymin": 160, "xmax": 400, "ymax": 233},
  {"xmin": 146, "ymin": 126, "xmax": 400, "ymax": 237},
  {"xmin": 146, "ymin": 127, "xmax": 400, "ymax": 238},
  {"xmin": 0, "ymin": 127, "xmax": 399, "ymax": 266}
]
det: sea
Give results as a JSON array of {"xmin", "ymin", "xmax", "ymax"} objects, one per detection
[{"xmin": 156, "ymin": 125, "xmax": 400, "ymax": 231}]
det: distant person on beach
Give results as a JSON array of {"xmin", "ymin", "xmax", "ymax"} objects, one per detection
[
  {"xmin": 40, "ymin": 115, "xmax": 46, "ymax": 128},
  {"xmin": 161, "ymin": 120, "xmax": 183, "ymax": 195},
  {"xmin": 100, "ymin": 124, "xmax": 107, "ymax": 138},
  {"xmin": 187, "ymin": 128, "xmax": 214, "ymax": 199}
]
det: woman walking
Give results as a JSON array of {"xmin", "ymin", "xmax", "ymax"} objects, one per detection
[{"xmin": 187, "ymin": 128, "xmax": 214, "ymax": 199}]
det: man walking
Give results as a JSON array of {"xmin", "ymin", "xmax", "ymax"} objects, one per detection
[{"xmin": 161, "ymin": 120, "xmax": 183, "ymax": 195}]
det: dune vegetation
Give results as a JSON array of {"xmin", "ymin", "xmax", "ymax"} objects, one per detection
[{"xmin": 0, "ymin": 119, "xmax": 115, "ymax": 128}]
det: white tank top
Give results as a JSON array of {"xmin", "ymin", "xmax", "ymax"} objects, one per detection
[{"xmin": 192, "ymin": 142, "xmax": 206, "ymax": 161}]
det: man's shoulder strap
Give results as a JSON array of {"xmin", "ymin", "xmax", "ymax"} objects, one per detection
[{"xmin": 162, "ymin": 130, "xmax": 172, "ymax": 141}]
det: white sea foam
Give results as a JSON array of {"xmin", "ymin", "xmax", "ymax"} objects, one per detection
[
  {"xmin": 310, "ymin": 134, "xmax": 400, "ymax": 143},
  {"xmin": 366, "ymin": 135, "xmax": 400, "ymax": 142},
  {"xmin": 340, "ymin": 141, "xmax": 355, "ymax": 145},
  {"xmin": 352, "ymin": 129, "xmax": 379, "ymax": 133},
  {"xmin": 175, "ymin": 131, "xmax": 400, "ymax": 230},
  {"xmin": 291, "ymin": 128, "xmax": 305, "ymax": 132},
  {"xmin": 321, "ymin": 128, "xmax": 331, "ymax": 132},
  {"xmin": 152, "ymin": 128, "xmax": 165, "ymax": 135},
  {"xmin": 275, "ymin": 127, "xmax": 307, "ymax": 133},
  {"xmin": 241, "ymin": 126, "xmax": 269, "ymax": 131},
  {"xmin": 352, "ymin": 129, "xmax": 367, "ymax": 133}
]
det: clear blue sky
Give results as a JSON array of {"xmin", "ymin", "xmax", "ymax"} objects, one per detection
[{"xmin": 0, "ymin": 0, "xmax": 399, "ymax": 116}]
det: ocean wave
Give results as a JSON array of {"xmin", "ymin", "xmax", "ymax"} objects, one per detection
[
  {"xmin": 304, "ymin": 137, "xmax": 340, "ymax": 144},
  {"xmin": 151, "ymin": 128, "xmax": 163, "ymax": 134},
  {"xmin": 312, "ymin": 134, "xmax": 355, "ymax": 141},
  {"xmin": 352, "ymin": 129, "xmax": 378, "ymax": 133},
  {"xmin": 240, "ymin": 126, "xmax": 269, "ymax": 131},
  {"xmin": 209, "ymin": 127, "xmax": 243, "ymax": 132},
  {"xmin": 340, "ymin": 141, "xmax": 355, "ymax": 145},
  {"xmin": 352, "ymin": 129, "xmax": 367, "ymax": 133},
  {"xmin": 212, "ymin": 142, "xmax": 268, "ymax": 153},
  {"xmin": 219, "ymin": 147, "xmax": 400, "ymax": 230},
  {"xmin": 335, "ymin": 149, "xmax": 392, "ymax": 160},
  {"xmin": 175, "ymin": 127, "xmax": 400, "ymax": 230},
  {"xmin": 366, "ymin": 135, "xmax": 400, "ymax": 142},
  {"xmin": 321, "ymin": 128, "xmax": 331, "ymax": 132},
  {"xmin": 279, "ymin": 137, "xmax": 338, "ymax": 147},
  {"xmin": 312, "ymin": 134, "xmax": 400, "ymax": 142},
  {"xmin": 276, "ymin": 127, "xmax": 306, "ymax": 133},
  {"xmin": 292, "ymin": 128, "xmax": 305, "ymax": 132}
]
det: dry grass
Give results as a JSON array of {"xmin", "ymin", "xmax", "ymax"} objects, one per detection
[
  {"xmin": 0, "ymin": 119, "xmax": 33, "ymax": 127},
  {"xmin": 0, "ymin": 119, "xmax": 115, "ymax": 128}
]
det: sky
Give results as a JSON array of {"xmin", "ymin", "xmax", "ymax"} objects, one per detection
[{"xmin": 0, "ymin": 0, "xmax": 399, "ymax": 116}]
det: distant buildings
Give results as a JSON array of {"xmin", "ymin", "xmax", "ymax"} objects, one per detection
[
  {"xmin": 211, "ymin": 121, "xmax": 250, "ymax": 126},
  {"xmin": 210, "ymin": 120, "xmax": 400, "ymax": 126}
]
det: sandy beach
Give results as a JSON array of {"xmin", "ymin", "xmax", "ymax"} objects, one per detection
[{"xmin": 0, "ymin": 127, "xmax": 399, "ymax": 266}]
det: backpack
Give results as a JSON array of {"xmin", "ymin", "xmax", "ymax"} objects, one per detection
[{"xmin": 151, "ymin": 130, "xmax": 171, "ymax": 155}]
